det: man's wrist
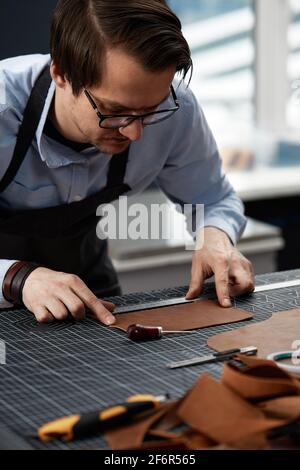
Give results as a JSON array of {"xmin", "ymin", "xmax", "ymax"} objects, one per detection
[
  {"xmin": 195, "ymin": 225, "xmax": 234, "ymax": 251},
  {"xmin": 203, "ymin": 226, "xmax": 234, "ymax": 246}
]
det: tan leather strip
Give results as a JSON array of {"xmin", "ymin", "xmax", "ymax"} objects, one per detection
[
  {"xmin": 222, "ymin": 354, "xmax": 300, "ymax": 400},
  {"xmin": 111, "ymin": 299, "xmax": 252, "ymax": 333}
]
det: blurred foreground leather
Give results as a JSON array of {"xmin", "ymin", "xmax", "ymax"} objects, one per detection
[{"xmin": 105, "ymin": 355, "xmax": 300, "ymax": 450}]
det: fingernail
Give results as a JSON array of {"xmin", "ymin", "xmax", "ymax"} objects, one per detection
[
  {"xmin": 223, "ymin": 298, "xmax": 232, "ymax": 308},
  {"xmin": 105, "ymin": 316, "xmax": 116, "ymax": 325}
]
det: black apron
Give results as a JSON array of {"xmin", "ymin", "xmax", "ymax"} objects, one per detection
[{"xmin": 0, "ymin": 67, "xmax": 131, "ymax": 297}]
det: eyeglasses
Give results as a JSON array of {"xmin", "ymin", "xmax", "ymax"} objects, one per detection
[{"xmin": 84, "ymin": 85, "xmax": 180, "ymax": 129}]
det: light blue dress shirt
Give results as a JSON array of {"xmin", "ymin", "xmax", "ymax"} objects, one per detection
[{"xmin": 0, "ymin": 54, "xmax": 246, "ymax": 307}]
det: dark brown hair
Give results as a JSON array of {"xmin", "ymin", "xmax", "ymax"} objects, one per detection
[{"xmin": 50, "ymin": 0, "xmax": 192, "ymax": 95}]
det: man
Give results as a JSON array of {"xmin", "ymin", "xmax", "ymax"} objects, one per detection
[{"xmin": 0, "ymin": 0, "xmax": 254, "ymax": 325}]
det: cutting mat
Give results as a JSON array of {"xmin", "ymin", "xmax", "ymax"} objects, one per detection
[{"xmin": 1, "ymin": 269, "xmax": 300, "ymax": 449}]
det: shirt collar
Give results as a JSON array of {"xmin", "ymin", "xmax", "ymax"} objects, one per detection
[{"xmin": 35, "ymin": 80, "xmax": 92, "ymax": 168}]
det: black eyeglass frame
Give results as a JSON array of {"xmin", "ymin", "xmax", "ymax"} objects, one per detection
[{"xmin": 84, "ymin": 85, "xmax": 180, "ymax": 129}]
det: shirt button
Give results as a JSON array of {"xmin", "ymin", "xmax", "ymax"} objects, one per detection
[{"xmin": 74, "ymin": 195, "xmax": 83, "ymax": 202}]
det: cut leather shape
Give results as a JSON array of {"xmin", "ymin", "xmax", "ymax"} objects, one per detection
[
  {"xmin": 152, "ymin": 398, "xmax": 183, "ymax": 431},
  {"xmin": 148, "ymin": 429, "xmax": 180, "ymax": 439},
  {"xmin": 177, "ymin": 373, "xmax": 282, "ymax": 448},
  {"xmin": 222, "ymin": 354, "xmax": 300, "ymax": 401},
  {"xmin": 208, "ymin": 308, "xmax": 300, "ymax": 357},
  {"xmin": 112, "ymin": 299, "xmax": 252, "ymax": 333},
  {"xmin": 179, "ymin": 429, "xmax": 216, "ymax": 450},
  {"xmin": 104, "ymin": 401, "xmax": 175, "ymax": 450},
  {"xmin": 148, "ymin": 429, "xmax": 216, "ymax": 450},
  {"xmin": 105, "ymin": 356, "xmax": 300, "ymax": 450},
  {"xmin": 231, "ymin": 432, "xmax": 268, "ymax": 450},
  {"xmin": 134, "ymin": 439, "xmax": 188, "ymax": 451},
  {"xmin": 259, "ymin": 396, "xmax": 300, "ymax": 420}
]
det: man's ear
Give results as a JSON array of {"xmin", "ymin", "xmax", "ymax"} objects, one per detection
[{"xmin": 50, "ymin": 61, "xmax": 67, "ymax": 89}]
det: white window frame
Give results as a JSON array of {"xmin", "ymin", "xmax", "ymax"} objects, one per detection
[
  {"xmin": 177, "ymin": 1, "xmax": 291, "ymax": 133},
  {"xmin": 255, "ymin": 0, "xmax": 290, "ymax": 132}
]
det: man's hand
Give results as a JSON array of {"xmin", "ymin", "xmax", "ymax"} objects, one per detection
[
  {"xmin": 186, "ymin": 227, "xmax": 255, "ymax": 307},
  {"xmin": 22, "ymin": 267, "xmax": 116, "ymax": 324}
]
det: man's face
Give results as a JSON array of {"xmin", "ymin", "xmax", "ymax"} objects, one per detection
[{"xmin": 63, "ymin": 48, "xmax": 176, "ymax": 154}]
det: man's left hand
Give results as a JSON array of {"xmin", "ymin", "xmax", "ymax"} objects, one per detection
[{"xmin": 186, "ymin": 227, "xmax": 255, "ymax": 307}]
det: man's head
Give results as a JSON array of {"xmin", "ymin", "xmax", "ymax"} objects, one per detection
[{"xmin": 50, "ymin": 0, "xmax": 192, "ymax": 154}]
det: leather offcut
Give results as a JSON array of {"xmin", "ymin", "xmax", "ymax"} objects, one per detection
[
  {"xmin": 104, "ymin": 356, "xmax": 300, "ymax": 450},
  {"xmin": 208, "ymin": 309, "xmax": 300, "ymax": 358},
  {"xmin": 222, "ymin": 354, "xmax": 300, "ymax": 400},
  {"xmin": 177, "ymin": 373, "xmax": 281, "ymax": 448}
]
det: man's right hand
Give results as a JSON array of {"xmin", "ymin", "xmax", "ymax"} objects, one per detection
[{"xmin": 22, "ymin": 267, "xmax": 116, "ymax": 325}]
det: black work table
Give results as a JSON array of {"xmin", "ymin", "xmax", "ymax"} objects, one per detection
[{"xmin": 0, "ymin": 269, "xmax": 299, "ymax": 450}]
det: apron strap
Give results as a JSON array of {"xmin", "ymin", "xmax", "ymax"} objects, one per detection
[
  {"xmin": 106, "ymin": 147, "xmax": 130, "ymax": 186},
  {"xmin": 0, "ymin": 67, "xmax": 52, "ymax": 194}
]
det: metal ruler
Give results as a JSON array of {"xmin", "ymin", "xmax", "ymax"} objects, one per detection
[
  {"xmin": 114, "ymin": 296, "xmax": 194, "ymax": 314},
  {"xmin": 114, "ymin": 278, "xmax": 300, "ymax": 314},
  {"xmin": 254, "ymin": 279, "xmax": 300, "ymax": 293}
]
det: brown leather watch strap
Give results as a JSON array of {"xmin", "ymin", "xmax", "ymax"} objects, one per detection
[{"xmin": 2, "ymin": 261, "xmax": 28, "ymax": 302}]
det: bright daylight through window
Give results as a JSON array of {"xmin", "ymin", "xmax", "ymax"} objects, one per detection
[{"xmin": 169, "ymin": 0, "xmax": 255, "ymax": 151}]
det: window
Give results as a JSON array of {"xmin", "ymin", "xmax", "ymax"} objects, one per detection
[{"xmin": 169, "ymin": 0, "xmax": 255, "ymax": 143}]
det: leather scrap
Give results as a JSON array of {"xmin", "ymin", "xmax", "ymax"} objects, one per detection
[
  {"xmin": 259, "ymin": 396, "xmax": 300, "ymax": 420},
  {"xmin": 105, "ymin": 356, "xmax": 300, "ymax": 450},
  {"xmin": 177, "ymin": 373, "xmax": 281, "ymax": 448},
  {"xmin": 104, "ymin": 401, "xmax": 175, "ymax": 450},
  {"xmin": 208, "ymin": 309, "xmax": 300, "ymax": 357},
  {"xmin": 222, "ymin": 353, "xmax": 300, "ymax": 400},
  {"xmin": 179, "ymin": 429, "xmax": 216, "ymax": 450}
]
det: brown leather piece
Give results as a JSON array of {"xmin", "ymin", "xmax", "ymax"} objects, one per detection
[
  {"xmin": 148, "ymin": 429, "xmax": 180, "ymax": 439},
  {"xmin": 134, "ymin": 439, "xmax": 188, "ymax": 451},
  {"xmin": 104, "ymin": 401, "xmax": 175, "ymax": 450},
  {"xmin": 179, "ymin": 429, "xmax": 216, "ymax": 449},
  {"xmin": 208, "ymin": 309, "xmax": 300, "ymax": 357},
  {"xmin": 232, "ymin": 432, "xmax": 268, "ymax": 450},
  {"xmin": 148, "ymin": 428, "xmax": 216, "ymax": 450},
  {"xmin": 105, "ymin": 356, "xmax": 300, "ymax": 450},
  {"xmin": 152, "ymin": 398, "xmax": 183, "ymax": 431},
  {"xmin": 259, "ymin": 396, "xmax": 300, "ymax": 420},
  {"xmin": 222, "ymin": 354, "xmax": 300, "ymax": 401},
  {"xmin": 112, "ymin": 299, "xmax": 252, "ymax": 333},
  {"xmin": 177, "ymin": 373, "xmax": 282, "ymax": 448}
]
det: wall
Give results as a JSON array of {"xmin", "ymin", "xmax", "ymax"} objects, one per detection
[{"xmin": 0, "ymin": 0, "xmax": 58, "ymax": 60}]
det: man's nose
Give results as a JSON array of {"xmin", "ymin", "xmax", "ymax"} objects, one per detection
[{"xmin": 119, "ymin": 119, "xmax": 143, "ymax": 141}]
